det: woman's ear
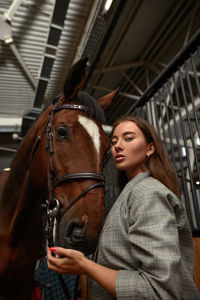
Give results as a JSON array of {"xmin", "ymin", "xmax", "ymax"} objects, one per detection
[{"xmin": 146, "ymin": 142, "xmax": 155, "ymax": 157}]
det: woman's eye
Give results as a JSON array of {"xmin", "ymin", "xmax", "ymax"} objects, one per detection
[
  {"xmin": 111, "ymin": 140, "xmax": 117, "ymax": 145},
  {"xmin": 125, "ymin": 137, "xmax": 133, "ymax": 142},
  {"xmin": 55, "ymin": 126, "xmax": 69, "ymax": 139}
]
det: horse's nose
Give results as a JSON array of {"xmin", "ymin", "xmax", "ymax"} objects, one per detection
[{"xmin": 64, "ymin": 219, "xmax": 85, "ymax": 243}]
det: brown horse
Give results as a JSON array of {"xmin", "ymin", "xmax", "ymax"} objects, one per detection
[{"xmin": 0, "ymin": 58, "xmax": 117, "ymax": 300}]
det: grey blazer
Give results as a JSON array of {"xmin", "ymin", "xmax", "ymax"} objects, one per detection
[{"xmin": 91, "ymin": 171, "xmax": 200, "ymax": 299}]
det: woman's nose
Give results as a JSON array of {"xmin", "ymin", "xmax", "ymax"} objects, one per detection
[{"xmin": 114, "ymin": 140, "xmax": 123, "ymax": 151}]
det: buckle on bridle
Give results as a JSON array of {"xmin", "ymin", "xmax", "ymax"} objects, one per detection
[{"xmin": 46, "ymin": 198, "xmax": 60, "ymax": 217}]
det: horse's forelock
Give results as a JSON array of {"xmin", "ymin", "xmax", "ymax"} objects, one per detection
[
  {"xmin": 46, "ymin": 91, "xmax": 106, "ymax": 123},
  {"xmin": 75, "ymin": 91, "xmax": 106, "ymax": 124}
]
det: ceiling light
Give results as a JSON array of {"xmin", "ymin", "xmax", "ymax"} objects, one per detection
[
  {"xmin": 3, "ymin": 168, "xmax": 11, "ymax": 171},
  {"xmin": 104, "ymin": 0, "xmax": 114, "ymax": 11}
]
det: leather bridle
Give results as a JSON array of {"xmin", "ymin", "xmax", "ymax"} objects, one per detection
[
  {"xmin": 28, "ymin": 102, "xmax": 105, "ymax": 248},
  {"xmin": 27, "ymin": 101, "xmax": 107, "ymax": 300}
]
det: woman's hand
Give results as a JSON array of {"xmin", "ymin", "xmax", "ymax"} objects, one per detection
[
  {"xmin": 47, "ymin": 247, "xmax": 87, "ymax": 275},
  {"xmin": 47, "ymin": 247, "xmax": 117, "ymax": 297}
]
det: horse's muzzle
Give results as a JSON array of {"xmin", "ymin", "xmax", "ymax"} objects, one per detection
[
  {"xmin": 58, "ymin": 217, "xmax": 98, "ymax": 255},
  {"xmin": 61, "ymin": 219, "xmax": 91, "ymax": 253}
]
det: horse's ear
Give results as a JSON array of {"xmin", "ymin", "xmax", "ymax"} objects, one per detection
[
  {"xmin": 97, "ymin": 87, "xmax": 120, "ymax": 110},
  {"xmin": 62, "ymin": 57, "xmax": 88, "ymax": 102}
]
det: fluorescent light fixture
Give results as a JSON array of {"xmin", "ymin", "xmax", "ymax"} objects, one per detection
[{"xmin": 104, "ymin": 0, "xmax": 113, "ymax": 11}]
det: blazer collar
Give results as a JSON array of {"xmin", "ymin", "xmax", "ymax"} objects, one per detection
[{"xmin": 128, "ymin": 170, "xmax": 150, "ymax": 186}]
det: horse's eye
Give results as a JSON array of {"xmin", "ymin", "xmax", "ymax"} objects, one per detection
[{"xmin": 55, "ymin": 126, "xmax": 69, "ymax": 139}]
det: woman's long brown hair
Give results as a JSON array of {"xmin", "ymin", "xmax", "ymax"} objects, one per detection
[{"xmin": 112, "ymin": 116, "xmax": 181, "ymax": 198}]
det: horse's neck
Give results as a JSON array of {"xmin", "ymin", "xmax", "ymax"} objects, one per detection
[
  {"xmin": 0, "ymin": 171, "xmax": 9, "ymax": 199},
  {"xmin": 9, "ymin": 172, "xmax": 43, "ymax": 239},
  {"xmin": 0, "ymin": 148, "xmax": 32, "ymax": 217},
  {"xmin": 0, "ymin": 171, "xmax": 43, "ymax": 276},
  {"xmin": 0, "ymin": 112, "xmax": 47, "ymax": 225},
  {"xmin": 0, "ymin": 171, "xmax": 35, "ymax": 228}
]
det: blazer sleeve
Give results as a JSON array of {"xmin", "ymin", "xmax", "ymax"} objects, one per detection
[{"xmin": 115, "ymin": 186, "xmax": 184, "ymax": 299}]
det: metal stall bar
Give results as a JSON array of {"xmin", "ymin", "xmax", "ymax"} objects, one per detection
[
  {"xmin": 166, "ymin": 80, "xmax": 192, "ymax": 225},
  {"xmin": 149, "ymin": 98, "xmax": 157, "ymax": 130},
  {"xmin": 163, "ymin": 85, "xmax": 178, "ymax": 170},
  {"xmin": 145, "ymin": 101, "xmax": 152, "ymax": 125},
  {"xmin": 157, "ymin": 95, "xmax": 168, "ymax": 148},
  {"xmin": 152, "ymin": 97, "xmax": 161, "ymax": 137}
]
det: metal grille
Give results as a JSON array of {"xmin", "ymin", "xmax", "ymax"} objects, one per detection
[{"xmin": 128, "ymin": 31, "xmax": 200, "ymax": 235}]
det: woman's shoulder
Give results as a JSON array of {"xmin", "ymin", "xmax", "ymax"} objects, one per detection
[
  {"xmin": 126, "ymin": 172, "xmax": 180, "ymax": 207},
  {"xmin": 126, "ymin": 172, "xmax": 165, "ymax": 193}
]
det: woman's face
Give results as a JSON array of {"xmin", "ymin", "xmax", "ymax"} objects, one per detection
[{"xmin": 111, "ymin": 120, "xmax": 154, "ymax": 180}]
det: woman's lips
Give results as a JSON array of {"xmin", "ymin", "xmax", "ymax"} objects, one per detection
[{"xmin": 115, "ymin": 154, "xmax": 125, "ymax": 162}]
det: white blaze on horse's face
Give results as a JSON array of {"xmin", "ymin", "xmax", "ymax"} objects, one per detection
[{"xmin": 78, "ymin": 115, "xmax": 100, "ymax": 161}]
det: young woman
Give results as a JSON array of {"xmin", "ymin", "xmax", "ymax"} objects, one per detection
[{"xmin": 47, "ymin": 116, "xmax": 200, "ymax": 299}]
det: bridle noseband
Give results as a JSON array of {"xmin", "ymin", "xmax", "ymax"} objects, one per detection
[{"xmin": 28, "ymin": 102, "xmax": 105, "ymax": 247}]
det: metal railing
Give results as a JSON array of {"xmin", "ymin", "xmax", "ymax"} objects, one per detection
[{"xmin": 125, "ymin": 30, "xmax": 200, "ymax": 236}]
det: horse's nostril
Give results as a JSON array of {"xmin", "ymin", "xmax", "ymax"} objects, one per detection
[
  {"xmin": 65, "ymin": 221, "xmax": 85, "ymax": 243},
  {"xmin": 71, "ymin": 227, "xmax": 85, "ymax": 242}
]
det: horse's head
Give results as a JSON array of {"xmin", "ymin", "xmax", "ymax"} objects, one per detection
[{"xmin": 29, "ymin": 58, "xmax": 117, "ymax": 255}]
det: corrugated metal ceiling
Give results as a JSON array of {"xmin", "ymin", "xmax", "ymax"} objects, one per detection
[{"xmin": 0, "ymin": 0, "xmax": 96, "ymax": 123}]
